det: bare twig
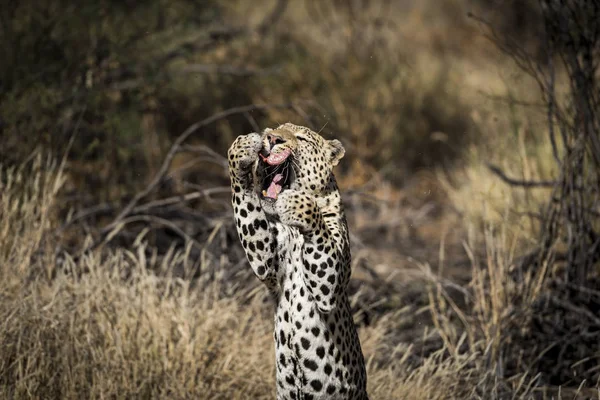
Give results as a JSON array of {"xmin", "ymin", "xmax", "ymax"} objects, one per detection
[
  {"xmin": 159, "ymin": 0, "xmax": 288, "ymax": 66},
  {"xmin": 244, "ymin": 111, "xmax": 261, "ymax": 133},
  {"xmin": 132, "ymin": 187, "xmax": 230, "ymax": 213},
  {"xmin": 257, "ymin": 0, "xmax": 289, "ymax": 35},
  {"xmin": 487, "ymin": 164, "xmax": 557, "ymax": 188},
  {"xmin": 100, "ymin": 103, "xmax": 294, "ymax": 237},
  {"xmin": 547, "ymin": 294, "xmax": 600, "ymax": 326},
  {"xmin": 73, "ymin": 103, "xmax": 298, "ymax": 257},
  {"xmin": 291, "ymin": 103, "xmax": 318, "ymax": 131},
  {"xmin": 59, "ymin": 203, "xmax": 114, "ymax": 233},
  {"xmin": 177, "ymin": 144, "xmax": 228, "ymax": 166},
  {"xmin": 101, "ymin": 215, "xmax": 203, "ymax": 251},
  {"xmin": 179, "ymin": 64, "xmax": 281, "ymax": 77}
]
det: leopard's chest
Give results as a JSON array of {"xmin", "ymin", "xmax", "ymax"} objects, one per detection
[
  {"xmin": 272, "ymin": 224, "xmax": 348, "ymax": 396},
  {"xmin": 273, "ymin": 223, "xmax": 311, "ymax": 320}
]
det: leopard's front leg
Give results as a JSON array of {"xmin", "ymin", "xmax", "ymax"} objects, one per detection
[
  {"xmin": 228, "ymin": 133, "xmax": 278, "ymax": 286},
  {"xmin": 275, "ymin": 190, "xmax": 348, "ymax": 313}
]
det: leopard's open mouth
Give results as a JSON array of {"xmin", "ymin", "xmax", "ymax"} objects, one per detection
[{"xmin": 258, "ymin": 148, "xmax": 294, "ymax": 201}]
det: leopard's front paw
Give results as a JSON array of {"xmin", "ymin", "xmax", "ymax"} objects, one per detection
[
  {"xmin": 275, "ymin": 190, "xmax": 319, "ymax": 233},
  {"xmin": 228, "ymin": 132, "xmax": 262, "ymax": 172}
]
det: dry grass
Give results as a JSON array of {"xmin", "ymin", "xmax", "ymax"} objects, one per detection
[
  {"xmin": 1, "ymin": 158, "xmax": 589, "ymax": 399},
  {"xmin": 438, "ymin": 103, "xmax": 559, "ymax": 248}
]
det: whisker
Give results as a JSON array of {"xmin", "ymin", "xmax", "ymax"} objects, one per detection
[
  {"xmin": 289, "ymin": 157, "xmax": 301, "ymax": 170},
  {"xmin": 263, "ymin": 158, "xmax": 288, "ymax": 181},
  {"xmin": 317, "ymin": 120, "xmax": 329, "ymax": 134},
  {"xmin": 265, "ymin": 165, "xmax": 283, "ymax": 179},
  {"xmin": 290, "ymin": 159, "xmax": 301, "ymax": 172},
  {"xmin": 290, "ymin": 149, "xmax": 303, "ymax": 162},
  {"xmin": 284, "ymin": 163, "xmax": 290, "ymax": 186}
]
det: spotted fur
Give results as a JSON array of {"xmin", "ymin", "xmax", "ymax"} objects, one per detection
[{"xmin": 228, "ymin": 123, "xmax": 368, "ymax": 400}]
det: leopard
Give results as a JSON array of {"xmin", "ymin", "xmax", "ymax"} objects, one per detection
[{"xmin": 228, "ymin": 123, "xmax": 368, "ymax": 400}]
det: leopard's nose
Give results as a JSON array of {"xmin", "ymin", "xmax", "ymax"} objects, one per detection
[{"xmin": 266, "ymin": 134, "xmax": 286, "ymax": 150}]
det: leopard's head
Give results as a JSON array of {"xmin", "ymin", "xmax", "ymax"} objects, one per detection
[{"xmin": 253, "ymin": 123, "xmax": 345, "ymax": 202}]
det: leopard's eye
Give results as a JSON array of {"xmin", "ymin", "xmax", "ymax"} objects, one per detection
[{"xmin": 296, "ymin": 136, "xmax": 308, "ymax": 142}]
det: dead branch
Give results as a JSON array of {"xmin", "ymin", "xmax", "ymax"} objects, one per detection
[
  {"xmin": 179, "ymin": 64, "xmax": 282, "ymax": 77},
  {"xmin": 71, "ymin": 102, "xmax": 301, "ymax": 258},
  {"xmin": 100, "ymin": 103, "xmax": 295, "ymax": 237},
  {"xmin": 486, "ymin": 164, "xmax": 557, "ymax": 188},
  {"xmin": 244, "ymin": 111, "xmax": 261, "ymax": 133},
  {"xmin": 257, "ymin": 0, "xmax": 289, "ymax": 35},
  {"xmin": 177, "ymin": 144, "xmax": 229, "ymax": 166},
  {"xmin": 101, "ymin": 214, "xmax": 204, "ymax": 251},
  {"xmin": 547, "ymin": 294, "xmax": 600, "ymax": 326},
  {"xmin": 159, "ymin": 0, "xmax": 288, "ymax": 65},
  {"xmin": 61, "ymin": 203, "xmax": 114, "ymax": 231},
  {"xmin": 132, "ymin": 187, "xmax": 230, "ymax": 213},
  {"xmin": 59, "ymin": 187, "xmax": 231, "ymax": 234}
]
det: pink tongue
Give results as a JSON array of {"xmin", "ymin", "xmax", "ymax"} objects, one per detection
[
  {"xmin": 265, "ymin": 148, "xmax": 291, "ymax": 165},
  {"xmin": 265, "ymin": 173, "xmax": 284, "ymax": 199}
]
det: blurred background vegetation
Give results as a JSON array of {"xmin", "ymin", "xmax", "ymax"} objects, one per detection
[
  {"xmin": 2, "ymin": 0, "xmax": 599, "ymax": 398},
  {"xmin": 1, "ymin": 0, "xmax": 543, "ymax": 190},
  {"xmin": 1, "ymin": 0, "xmax": 553, "ymax": 255}
]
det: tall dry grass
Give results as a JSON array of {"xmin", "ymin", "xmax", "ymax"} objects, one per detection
[{"xmin": 1, "ymin": 153, "xmax": 585, "ymax": 399}]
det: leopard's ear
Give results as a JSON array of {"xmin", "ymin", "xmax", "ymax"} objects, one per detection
[{"xmin": 327, "ymin": 139, "xmax": 345, "ymax": 166}]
